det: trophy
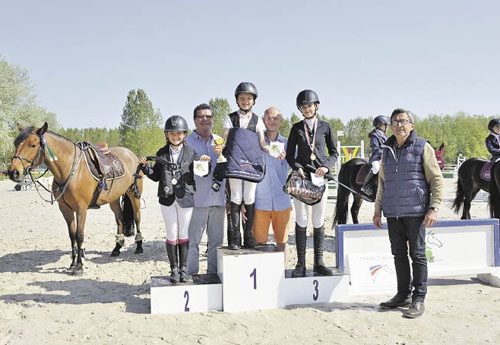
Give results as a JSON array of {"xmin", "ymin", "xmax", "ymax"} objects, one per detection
[{"xmin": 214, "ymin": 138, "xmax": 227, "ymax": 162}]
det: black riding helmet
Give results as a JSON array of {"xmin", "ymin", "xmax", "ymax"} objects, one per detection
[
  {"xmin": 373, "ymin": 115, "xmax": 390, "ymax": 128},
  {"xmin": 488, "ymin": 118, "xmax": 500, "ymax": 131},
  {"xmin": 296, "ymin": 89, "xmax": 320, "ymax": 111},
  {"xmin": 164, "ymin": 115, "xmax": 189, "ymax": 132},
  {"xmin": 235, "ymin": 82, "xmax": 258, "ymax": 100}
]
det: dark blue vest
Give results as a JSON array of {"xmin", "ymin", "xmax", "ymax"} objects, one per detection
[{"xmin": 381, "ymin": 131, "xmax": 429, "ymax": 218}]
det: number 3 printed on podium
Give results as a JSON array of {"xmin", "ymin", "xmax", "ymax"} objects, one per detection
[{"xmin": 312, "ymin": 279, "xmax": 319, "ymax": 301}]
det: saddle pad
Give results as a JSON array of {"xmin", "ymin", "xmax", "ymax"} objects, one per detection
[
  {"xmin": 355, "ymin": 163, "xmax": 371, "ymax": 185},
  {"xmin": 83, "ymin": 149, "xmax": 126, "ymax": 181},
  {"xmin": 480, "ymin": 161, "xmax": 492, "ymax": 182}
]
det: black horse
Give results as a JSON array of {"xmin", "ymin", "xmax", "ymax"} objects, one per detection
[
  {"xmin": 489, "ymin": 162, "xmax": 500, "ymax": 218},
  {"xmin": 333, "ymin": 158, "xmax": 375, "ymax": 226},
  {"xmin": 452, "ymin": 158, "xmax": 489, "ymax": 219}
]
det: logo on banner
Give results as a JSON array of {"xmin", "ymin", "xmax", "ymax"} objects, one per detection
[{"xmin": 369, "ymin": 264, "xmax": 394, "ymax": 283}]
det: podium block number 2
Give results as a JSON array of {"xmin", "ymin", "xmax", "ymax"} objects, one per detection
[
  {"xmin": 313, "ymin": 279, "xmax": 319, "ymax": 301},
  {"xmin": 184, "ymin": 290, "xmax": 190, "ymax": 312},
  {"xmin": 250, "ymin": 268, "xmax": 257, "ymax": 290}
]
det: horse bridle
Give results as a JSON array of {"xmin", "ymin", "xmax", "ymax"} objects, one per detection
[
  {"xmin": 12, "ymin": 133, "xmax": 47, "ymax": 176},
  {"xmin": 13, "ymin": 132, "xmax": 82, "ymax": 204}
]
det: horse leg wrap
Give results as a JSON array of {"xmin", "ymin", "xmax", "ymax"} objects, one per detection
[
  {"xmin": 135, "ymin": 233, "xmax": 144, "ymax": 242},
  {"xmin": 115, "ymin": 234, "xmax": 125, "ymax": 246}
]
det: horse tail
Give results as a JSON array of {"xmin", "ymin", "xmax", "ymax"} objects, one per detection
[
  {"xmin": 452, "ymin": 177, "xmax": 465, "ymax": 214},
  {"xmin": 489, "ymin": 162, "xmax": 500, "ymax": 218},
  {"xmin": 122, "ymin": 194, "xmax": 136, "ymax": 237}
]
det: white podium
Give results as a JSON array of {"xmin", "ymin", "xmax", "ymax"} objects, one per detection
[
  {"xmin": 217, "ymin": 246, "xmax": 286, "ymax": 312},
  {"xmin": 150, "ymin": 273, "xmax": 222, "ymax": 314},
  {"xmin": 150, "ymin": 244, "xmax": 350, "ymax": 314},
  {"xmin": 283, "ymin": 269, "xmax": 349, "ymax": 305}
]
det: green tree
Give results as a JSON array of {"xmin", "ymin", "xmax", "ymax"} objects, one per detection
[
  {"xmin": 414, "ymin": 112, "xmax": 490, "ymax": 165},
  {"xmin": 0, "ymin": 57, "xmax": 59, "ymax": 168},
  {"xmin": 209, "ymin": 97, "xmax": 232, "ymax": 136},
  {"xmin": 118, "ymin": 89, "xmax": 163, "ymax": 157},
  {"xmin": 341, "ymin": 116, "xmax": 373, "ymax": 159}
]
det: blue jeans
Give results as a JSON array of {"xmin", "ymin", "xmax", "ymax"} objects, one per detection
[{"xmin": 387, "ymin": 216, "xmax": 428, "ymax": 302}]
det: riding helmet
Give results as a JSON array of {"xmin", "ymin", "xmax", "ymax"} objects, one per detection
[
  {"xmin": 235, "ymin": 82, "xmax": 258, "ymax": 100},
  {"xmin": 373, "ymin": 115, "xmax": 390, "ymax": 128},
  {"xmin": 164, "ymin": 115, "xmax": 189, "ymax": 132},
  {"xmin": 488, "ymin": 118, "xmax": 500, "ymax": 131},
  {"xmin": 296, "ymin": 89, "xmax": 320, "ymax": 110}
]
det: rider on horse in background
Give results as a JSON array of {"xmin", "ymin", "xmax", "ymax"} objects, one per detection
[
  {"xmin": 361, "ymin": 115, "xmax": 390, "ymax": 196},
  {"xmin": 485, "ymin": 118, "xmax": 500, "ymax": 163}
]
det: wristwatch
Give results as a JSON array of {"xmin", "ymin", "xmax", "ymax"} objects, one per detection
[{"xmin": 429, "ymin": 207, "xmax": 439, "ymax": 212}]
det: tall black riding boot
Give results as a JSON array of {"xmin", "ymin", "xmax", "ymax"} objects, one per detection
[
  {"xmin": 243, "ymin": 203, "xmax": 257, "ymax": 249},
  {"xmin": 313, "ymin": 226, "xmax": 333, "ymax": 276},
  {"xmin": 360, "ymin": 170, "xmax": 375, "ymax": 195},
  {"xmin": 229, "ymin": 202, "xmax": 242, "ymax": 250},
  {"xmin": 166, "ymin": 243, "xmax": 180, "ymax": 283},
  {"xmin": 226, "ymin": 212, "xmax": 234, "ymax": 249},
  {"xmin": 291, "ymin": 224, "xmax": 307, "ymax": 278},
  {"xmin": 178, "ymin": 241, "xmax": 192, "ymax": 283}
]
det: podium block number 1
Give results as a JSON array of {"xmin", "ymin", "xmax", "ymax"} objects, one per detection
[{"xmin": 250, "ymin": 268, "xmax": 257, "ymax": 290}]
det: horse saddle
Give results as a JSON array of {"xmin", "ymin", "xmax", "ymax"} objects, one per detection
[
  {"xmin": 480, "ymin": 161, "xmax": 492, "ymax": 182},
  {"xmin": 355, "ymin": 163, "xmax": 371, "ymax": 185},
  {"xmin": 79, "ymin": 141, "xmax": 126, "ymax": 181}
]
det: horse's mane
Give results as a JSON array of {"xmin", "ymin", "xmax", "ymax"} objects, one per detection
[{"xmin": 15, "ymin": 126, "xmax": 73, "ymax": 147}]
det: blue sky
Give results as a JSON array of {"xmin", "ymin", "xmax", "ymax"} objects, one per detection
[{"xmin": 2, "ymin": 0, "xmax": 499, "ymax": 129}]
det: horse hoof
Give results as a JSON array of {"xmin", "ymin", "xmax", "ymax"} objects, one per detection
[
  {"xmin": 71, "ymin": 268, "xmax": 84, "ymax": 276},
  {"xmin": 135, "ymin": 248, "xmax": 143, "ymax": 254},
  {"xmin": 110, "ymin": 250, "xmax": 121, "ymax": 257}
]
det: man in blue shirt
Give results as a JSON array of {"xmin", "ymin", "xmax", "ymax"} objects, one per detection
[
  {"xmin": 186, "ymin": 103, "xmax": 226, "ymax": 275},
  {"xmin": 253, "ymin": 107, "xmax": 292, "ymax": 254}
]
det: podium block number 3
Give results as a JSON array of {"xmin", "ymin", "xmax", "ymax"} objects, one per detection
[
  {"xmin": 250, "ymin": 268, "xmax": 257, "ymax": 290},
  {"xmin": 313, "ymin": 280, "xmax": 319, "ymax": 301}
]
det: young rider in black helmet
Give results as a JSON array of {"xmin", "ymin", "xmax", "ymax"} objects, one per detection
[
  {"xmin": 285, "ymin": 89, "xmax": 338, "ymax": 277},
  {"xmin": 361, "ymin": 115, "xmax": 390, "ymax": 195},
  {"xmin": 139, "ymin": 115, "xmax": 210, "ymax": 284},
  {"xmin": 216, "ymin": 82, "xmax": 277, "ymax": 251},
  {"xmin": 485, "ymin": 118, "xmax": 500, "ymax": 162}
]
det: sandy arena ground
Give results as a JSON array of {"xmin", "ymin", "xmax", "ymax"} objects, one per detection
[{"xmin": 0, "ymin": 176, "xmax": 499, "ymax": 345}]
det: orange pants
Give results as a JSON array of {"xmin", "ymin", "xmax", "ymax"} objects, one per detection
[{"xmin": 252, "ymin": 207, "xmax": 292, "ymax": 244}]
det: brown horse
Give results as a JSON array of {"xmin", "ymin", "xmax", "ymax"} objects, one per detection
[{"xmin": 8, "ymin": 123, "xmax": 144, "ymax": 275}]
